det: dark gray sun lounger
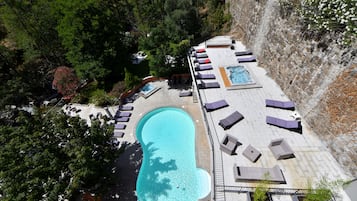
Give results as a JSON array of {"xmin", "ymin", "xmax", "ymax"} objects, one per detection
[
  {"xmin": 196, "ymin": 72, "xmax": 216, "ymax": 79},
  {"xmin": 114, "ymin": 124, "xmax": 126, "ymax": 130},
  {"xmin": 237, "ymin": 55, "xmax": 256, "ymax": 63},
  {"xmin": 266, "ymin": 116, "xmax": 300, "ymax": 129},
  {"xmin": 195, "ymin": 64, "xmax": 213, "ymax": 71},
  {"xmin": 198, "ymin": 81, "xmax": 220, "ymax": 89},
  {"xmin": 233, "ymin": 164, "xmax": 286, "ymax": 184},
  {"xmin": 235, "ymin": 50, "xmax": 253, "ymax": 56},
  {"xmin": 179, "ymin": 90, "xmax": 192, "ymax": 97},
  {"xmin": 113, "ymin": 130, "xmax": 124, "ymax": 138},
  {"xmin": 265, "ymin": 99, "xmax": 295, "ymax": 110},
  {"xmin": 115, "ymin": 111, "xmax": 132, "ymax": 118},
  {"xmin": 115, "ymin": 116, "xmax": 130, "ymax": 122},
  {"xmin": 119, "ymin": 105, "xmax": 134, "ymax": 111},
  {"xmin": 204, "ymin": 99, "xmax": 229, "ymax": 112},
  {"xmin": 219, "ymin": 111, "xmax": 244, "ymax": 130}
]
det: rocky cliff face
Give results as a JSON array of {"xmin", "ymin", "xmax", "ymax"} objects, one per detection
[{"xmin": 227, "ymin": 0, "xmax": 357, "ymax": 177}]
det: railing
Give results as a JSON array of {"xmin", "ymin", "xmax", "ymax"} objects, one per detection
[{"xmin": 187, "ymin": 53, "xmax": 226, "ymax": 201}]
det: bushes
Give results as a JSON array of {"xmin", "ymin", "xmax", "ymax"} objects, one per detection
[
  {"xmin": 71, "ymin": 81, "xmax": 118, "ymax": 106},
  {"xmin": 279, "ymin": 0, "xmax": 357, "ymax": 45}
]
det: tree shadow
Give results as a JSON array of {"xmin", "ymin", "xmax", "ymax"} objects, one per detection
[
  {"xmin": 137, "ymin": 142, "xmax": 177, "ymax": 201},
  {"xmin": 102, "ymin": 141, "xmax": 177, "ymax": 201}
]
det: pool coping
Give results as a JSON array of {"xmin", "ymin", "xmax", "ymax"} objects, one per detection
[{"xmin": 219, "ymin": 66, "xmax": 262, "ymax": 90}]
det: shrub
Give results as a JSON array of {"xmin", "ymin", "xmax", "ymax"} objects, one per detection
[{"xmin": 299, "ymin": 0, "xmax": 357, "ymax": 45}]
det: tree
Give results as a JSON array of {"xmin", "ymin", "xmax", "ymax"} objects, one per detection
[
  {"xmin": 0, "ymin": 0, "xmax": 67, "ymax": 66},
  {"xmin": 0, "ymin": 109, "xmax": 119, "ymax": 200},
  {"xmin": 55, "ymin": 0, "xmax": 134, "ymax": 83}
]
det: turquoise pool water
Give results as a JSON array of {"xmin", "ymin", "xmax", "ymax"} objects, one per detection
[
  {"xmin": 136, "ymin": 107, "xmax": 211, "ymax": 201},
  {"xmin": 226, "ymin": 65, "xmax": 255, "ymax": 85},
  {"xmin": 140, "ymin": 83, "xmax": 155, "ymax": 95}
]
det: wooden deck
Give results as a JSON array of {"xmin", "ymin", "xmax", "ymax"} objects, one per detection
[{"xmin": 219, "ymin": 67, "xmax": 232, "ymax": 87}]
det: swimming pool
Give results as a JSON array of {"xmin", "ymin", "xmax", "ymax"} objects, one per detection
[
  {"xmin": 226, "ymin": 65, "xmax": 255, "ymax": 85},
  {"xmin": 140, "ymin": 83, "xmax": 160, "ymax": 98},
  {"xmin": 136, "ymin": 107, "xmax": 211, "ymax": 201}
]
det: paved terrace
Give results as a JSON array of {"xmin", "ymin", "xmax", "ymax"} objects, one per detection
[{"xmin": 190, "ymin": 36, "xmax": 351, "ymax": 201}]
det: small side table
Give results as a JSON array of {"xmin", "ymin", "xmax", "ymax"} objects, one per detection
[{"xmin": 243, "ymin": 144, "xmax": 262, "ymax": 162}]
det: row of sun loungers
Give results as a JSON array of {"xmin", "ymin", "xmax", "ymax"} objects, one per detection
[{"xmin": 113, "ymin": 104, "xmax": 135, "ymax": 138}]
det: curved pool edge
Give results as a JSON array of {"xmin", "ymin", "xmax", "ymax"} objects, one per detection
[{"xmin": 135, "ymin": 107, "xmax": 210, "ymax": 201}]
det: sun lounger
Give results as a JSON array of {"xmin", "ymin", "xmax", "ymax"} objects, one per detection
[
  {"xmin": 237, "ymin": 55, "xmax": 256, "ymax": 63},
  {"xmin": 219, "ymin": 111, "xmax": 244, "ymax": 130},
  {"xmin": 113, "ymin": 130, "xmax": 124, "ymax": 138},
  {"xmin": 233, "ymin": 164, "xmax": 286, "ymax": 184},
  {"xmin": 204, "ymin": 99, "xmax": 229, "ymax": 112},
  {"xmin": 114, "ymin": 124, "xmax": 126, "ymax": 130},
  {"xmin": 179, "ymin": 90, "xmax": 192, "ymax": 97},
  {"xmin": 115, "ymin": 116, "xmax": 130, "ymax": 122},
  {"xmin": 119, "ymin": 105, "xmax": 134, "ymax": 111},
  {"xmin": 198, "ymin": 81, "xmax": 220, "ymax": 89},
  {"xmin": 195, "ymin": 53, "xmax": 208, "ymax": 58},
  {"xmin": 235, "ymin": 50, "xmax": 253, "ymax": 56},
  {"xmin": 194, "ymin": 58, "xmax": 211, "ymax": 64},
  {"xmin": 195, "ymin": 72, "xmax": 216, "ymax": 79},
  {"xmin": 195, "ymin": 48, "xmax": 206, "ymax": 53},
  {"xmin": 195, "ymin": 64, "xmax": 213, "ymax": 71},
  {"xmin": 266, "ymin": 116, "xmax": 300, "ymax": 129},
  {"xmin": 115, "ymin": 111, "xmax": 132, "ymax": 118},
  {"xmin": 220, "ymin": 134, "xmax": 241, "ymax": 155},
  {"xmin": 265, "ymin": 99, "xmax": 295, "ymax": 110},
  {"xmin": 269, "ymin": 138, "xmax": 295, "ymax": 160}
]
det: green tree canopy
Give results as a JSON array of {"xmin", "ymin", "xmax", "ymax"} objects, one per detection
[{"xmin": 0, "ymin": 109, "xmax": 118, "ymax": 200}]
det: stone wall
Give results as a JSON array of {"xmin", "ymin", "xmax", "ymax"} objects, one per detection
[{"xmin": 227, "ymin": 0, "xmax": 357, "ymax": 177}]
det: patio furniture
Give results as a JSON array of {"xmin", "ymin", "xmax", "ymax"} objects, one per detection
[
  {"xmin": 114, "ymin": 124, "xmax": 126, "ymax": 130},
  {"xmin": 235, "ymin": 50, "xmax": 253, "ymax": 56},
  {"xmin": 204, "ymin": 99, "xmax": 229, "ymax": 112},
  {"xmin": 195, "ymin": 64, "xmax": 213, "ymax": 71},
  {"xmin": 198, "ymin": 81, "xmax": 220, "ymax": 89},
  {"xmin": 119, "ymin": 105, "xmax": 134, "ymax": 111},
  {"xmin": 220, "ymin": 134, "xmax": 241, "ymax": 155},
  {"xmin": 115, "ymin": 111, "xmax": 132, "ymax": 118},
  {"xmin": 195, "ymin": 72, "xmax": 216, "ymax": 79},
  {"xmin": 269, "ymin": 138, "xmax": 295, "ymax": 160},
  {"xmin": 237, "ymin": 55, "xmax": 256, "ymax": 63},
  {"xmin": 266, "ymin": 116, "xmax": 301, "ymax": 129},
  {"xmin": 194, "ymin": 58, "xmax": 211, "ymax": 64},
  {"xmin": 233, "ymin": 164, "xmax": 286, "ymax": 184},
  {"xmin": 115, "ymin": 116, "xmax": 130, "ymax": 122},
  {"xmin": 195, "ymin": 48, "xmax": 206, "ymax": 53},
  {"xmin": 243, "ymin": 144, "xmax": 262, "ymax": 162},
  {"xmin": 219, "ymin": 111, "xmax": 244, "ymax": 130},
  {"xmin": 195, "ymin": 53, "xmax": 208, "ymax": 58},
  {"xmin": 113, "ymin": 130, "xmax": 125, "ymax": 138},
  {"xmin": 179, "ymin": 90, "xmax": 192, "ymax": 97},
  {"xmin": 265, "ymin": 99, "xmax": 295, "ymax": 110}
]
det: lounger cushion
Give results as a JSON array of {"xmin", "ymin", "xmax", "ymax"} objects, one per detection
[
  {"xmin": 266, "ymin": 116, "xmax": 300, "ymax": 129},
  {"xmin": 114, "ymin": 124, "xmax": 126, "ymax": 130},
  {"xmin": 195, "ymin": 64, "xmax": 213, "ymax": 71},
  {"xmin": 237, "ymin": 55, "xmax": 256, "ymax": 63},
  {"xmin": 196, "ymin": 72, "xmax": 216, "ymax": 79},
  {"xmin": 119, "ymin": 105, "xmax": 134, "ymax": 111},
  {"xmin": 204, "ymin": 99, "xmax": 229, "ymax": 112},
  {"xmin": 219, "ymin": 111, "xmax": 244, "ymax": 130},
  {"xmin": 265, "ymin": 99, "xmax": 295, "ymax": 109}
]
